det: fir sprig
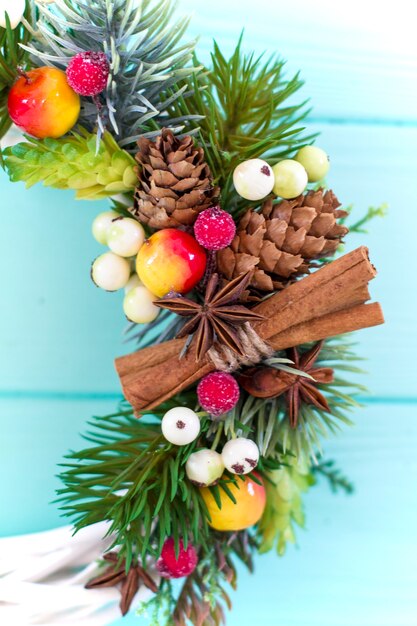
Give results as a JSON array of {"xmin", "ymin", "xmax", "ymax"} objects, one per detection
[
  {"xmin": 166, "ymin": 35, "xmax": 315, "ymax": 216},
  {"xmin": 312, "ymin": 459, "xmax": 354, "ymax": 494},
  {"xmin": 221, "ymin": 337, "xmax": 366, "ymax": 463},
  {"xmin": 57, "ymin": 404, "xmax": 213, "ymax": 568},
  {"xmin": 345, "ymin": 202, "xmax": 388, "ymax": 234},
  {"xmin": 23, "ymin": 0, "xmax": 199, "ymax": 148},
  {"xmin": 138, "ymin": 532, "xmax": 257, "ymax": 626}
]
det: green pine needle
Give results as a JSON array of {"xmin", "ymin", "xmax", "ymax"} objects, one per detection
[
  {"xmin": 221, "ymin": 336, "xmax": 366, "ymax": 464},
  {"xmin": 57, "ymin": 404, "xmax": 216, "ymax": 565},
  {"xmin": 312, "ymin": 459, "xmax": 354, "ymax": 494},
  {"xmin": 164, "ymin": 34, "xmax": 315, "ymax": 216},
  {"xmin": 344, "ymin": 202, "xmax": 388, "ymax": 234},
  {"xmin": 138, "ymin": 532, "xmax": 257, "ymax": 626}
]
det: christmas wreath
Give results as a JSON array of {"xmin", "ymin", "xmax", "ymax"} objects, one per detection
[{"xmin": 1, "ymin": 1, "xmax": 385, "ymax": 624}]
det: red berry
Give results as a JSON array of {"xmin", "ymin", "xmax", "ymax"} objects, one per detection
[
  {"xmin": 197, "ymin": 371, "xmax": 240, "ymax": 417},
  {"xmin": 66, "ymin": 51, "xmax": 109, "ymax": 97},
  {"xmin": 194, "ymin": 206, "xmax": 236, "ymax": 251},
  {"xmin": 156, "ymin": 538, "xmax": 198, "ymax": 579}
]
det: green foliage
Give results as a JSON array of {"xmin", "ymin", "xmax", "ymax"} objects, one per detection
[
  {"xmin": 57, "ymin": 402, "xmax": 216, "ymax": 568},
  {"xmin": 138, "ymin": 532, "xmax": 257, "ymax": 626},
  {"xmin": 166, "ymin": 35, "xmax": 315, "ymax": 216},
  {"xmin": 258, "ymin": 462, "xmax": 314, "ymax": 555},
  {"xmin": 221, "ymin": 337, "xmax": 366, "ymax": 464},
  {"xmin": 345, "ymin": 202, "xmax": 388, "ymax": 234},
  {"xmin": 312, "ymin": 459, "xmax": 354, "ymax": 494},
  {"xmin": 24, "ymin": 0, "xmax": 198, "ymax": 148},
  {"xmin": 0, "ymin": 1, "xmax": 34, "ymax": 140},
  {"xmin": 3, "ymin": 128, "xmax": 137, "ymax": 199}
]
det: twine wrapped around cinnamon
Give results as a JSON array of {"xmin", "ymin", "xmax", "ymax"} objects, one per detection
[
  {"xmin": 115, "ymin": 247, "xmax": 384, "ymax": 413},
  {"xmin": 208, "ymin": 324, "xmax": 274, "ymax": 372}
]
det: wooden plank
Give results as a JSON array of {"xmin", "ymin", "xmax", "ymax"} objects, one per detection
[
  {"xmin": 179, "ymin": 0, "xmax": 417, "ymax": 123},
  {"xmin": 0, "ymin": 180, "xmax": 126, "ymax": 394},
  {"xmin": 0, "ymin": 397, "xmax": 118, "ymax": 537}
]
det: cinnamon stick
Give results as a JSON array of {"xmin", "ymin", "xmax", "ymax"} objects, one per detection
[
  {"xmin": 115, "ymin": 247, "xmax": 384, "ymax": 412},
  {"xmin": 268, "ymin": 302, "xmax": 384, "ymax": 350},
  {"xmin": 254, "ymin": 246, "xmax": 376, "ymax": 340}
]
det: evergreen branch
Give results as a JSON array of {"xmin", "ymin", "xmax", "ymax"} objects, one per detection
[
  {"xmin": 345, "ymin": 202, "xmax": 388, "ymax": 234},
  {"xmin": 138, "ymin": 532, "xmax": 257, "ymax": 626},
  {"xmin": 221, "ymin": 336, "xmax": 365, "ymax": 463},
  {"xmin": 2, "ymin": 128, "xmax": 137, "ymax": 199},
  {"xmin": 57, "ymin": 405, "xmax": 216, "ymax": 566},
  {"xmin": 312, "ymin": 459, "xmax": 354, "ymax": 494},
  {"xmin": 24, "ymin": 0, "xmax": 199, "ymax": 148},
  {"xmin": 164, "ymin": 36, "xmax": 315, "ymax": 217}
]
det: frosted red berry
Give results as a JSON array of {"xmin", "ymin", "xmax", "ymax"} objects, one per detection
[
  {"xmin": 156, "ymin": 538, "xmax": 198, "ymax": 579},
  {"xmin": 66, "ymin": 51, "xmax": 110, "ymax": 97},
  {"xmin": 194, "ymin": 206, "xmax": 236, "ymax": 251},
  {"xmin": 197, "ymin": 371, "xmax": 240, "ymax": 416}
]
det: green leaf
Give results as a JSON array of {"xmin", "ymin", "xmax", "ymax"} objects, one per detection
[{"xmin": 2, "ymin": 130, "xmax": 136, "ymax": 201}]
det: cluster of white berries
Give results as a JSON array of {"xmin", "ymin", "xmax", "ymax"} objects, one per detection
[
  {"xmin": 91, "ymin": 211, "xmax": 160, "ymax": 325},
  {"xmin": 233, "ymin": 145, "xmax": 330, "ymax": 202},
  {"xmin": 161, "ymin": 407, "xmax": 260, "ymax": 486}
]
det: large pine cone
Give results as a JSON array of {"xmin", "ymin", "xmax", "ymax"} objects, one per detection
[
  {"xmin": 217, "ymin": 189, "xmax": 349, "ymax": 292},
  {"xmin": 131, "ymin": 129, "xmax": 219, "ymax": 229}
]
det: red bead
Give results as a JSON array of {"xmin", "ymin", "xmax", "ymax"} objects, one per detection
[
  {"xmin": 66, "ymin": 51, "xmax": 110, "ymax": 97},
  {"xmin": 197, "ymin": 372, "xmax": 240, "ymax": 416},
  {"xmin": 194, "ymin": 206, "xmax": 236, "ymax": 251},
  {"xmin": 156, "ymin": 538, "xmax": 198, "ymax": 579}
]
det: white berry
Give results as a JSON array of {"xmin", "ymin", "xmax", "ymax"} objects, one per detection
[
  {"xmin": 123, "ymin": 286, "xmax": 159, "ymax": 324},
  {"xmin": 0, "ymin": 0, "xmax": 26, "ymax": 29},
  {"xmin": 107, "ymin": 217, "xmax": 145, "ymax": 257},
  {"xmin": 221, "ymin": 438, "xmax": 260, "ymax": 475},
  {"xmin": 124, "ymin": 273, "xmax": 142, "ymax": 293},
  {"xmin": 92, "ymin": 210, "xmax": 119, "ymax": 245},
  {"xmin": 91, "ymin": 252, "xmax": 130, "ymax": 291},
  {"xmin": 272, "ymin": 159, "xmax": 308, "ymax": 199},
  {"xmin": 295, "ymin": 145, "xmax": 330, "ymax": 182},
  {"xmin": 185, "ymin": 449, "xmax": 225, "ymax": 486},
  {"xmin": 233, "ymin": 159, "xmax": 275, "ymax": 201},
  {"xmin": 161, "ymin": 407, "xmax": 201, "ymax": 446}
]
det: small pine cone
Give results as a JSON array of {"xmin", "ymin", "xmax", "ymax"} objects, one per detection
[
  {"xmin": 217, "ymin": 189, "xmax": 349, "ymax": 293},
  {"xmin": 131, "ymin": 129, "xmax": 219, "ymax": 229}
]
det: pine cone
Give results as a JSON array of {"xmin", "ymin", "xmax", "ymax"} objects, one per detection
[
  {"xmin": 132, "ymin": 129, "xmax": 219, "ymax": 229},
  {"xmin": 217, "ymin": 189, "xmax": 349, "ymax": 292}
]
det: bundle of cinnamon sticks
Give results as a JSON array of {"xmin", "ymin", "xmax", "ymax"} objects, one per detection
[{"xmin": 115, "ymin": 247, "xmax": 384, "ymax": 413}]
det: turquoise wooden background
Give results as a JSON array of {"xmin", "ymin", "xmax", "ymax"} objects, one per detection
[{"xmin": 1, "ymin": 1, "xmax": 416, "ymax": 624}]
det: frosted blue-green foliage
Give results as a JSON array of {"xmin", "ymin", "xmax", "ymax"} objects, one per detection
[{"xmin": 22, "ymin": 0, "xmax": 199, "ymax": 147}]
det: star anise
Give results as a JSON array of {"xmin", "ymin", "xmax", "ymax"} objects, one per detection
[
  {"xmin": 155, "ymin": 272, "xmax": 264, "ymax": 361},
  {"xmin": 238, "ymin": 341, "xmax": 334, "ymax": 428},
  {"xmin": 85, "ymin": 552, "xmax": 158, "ymax": 616}
]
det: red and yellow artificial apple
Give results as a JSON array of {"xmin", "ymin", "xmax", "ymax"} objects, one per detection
[
  {"xmin": 200, "ymin": 472, "xmax": 266, "ymax": 531},
  {"xmin": 8, "ymin": 67, "xmax": 80, "ymax": 139},
  {"xmin": 136, "ymin": 229, "xmax": 207, "ymax": 297}
]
